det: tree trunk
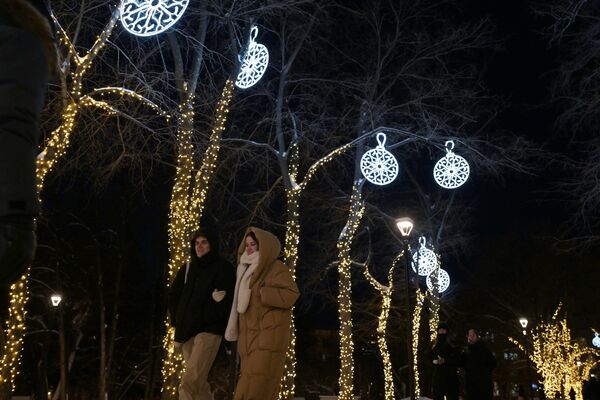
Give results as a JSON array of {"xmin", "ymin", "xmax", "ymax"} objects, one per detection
[{"xmin": 336, "ymin": 181, "xmax": 365, "ymax": 400}]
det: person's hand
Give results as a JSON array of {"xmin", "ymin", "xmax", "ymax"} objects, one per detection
[
  {"xmin": 437, "ymin": 356, "xmax": 445, "ymax": 365},
  {"xmin": 212, "ymin": 289, "xmax": 226, "ymax": 302}
]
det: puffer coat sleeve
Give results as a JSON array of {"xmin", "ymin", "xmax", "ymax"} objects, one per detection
[{"xmin": 259, "ymin": 261, "xmax": 299, "ymax": 309}]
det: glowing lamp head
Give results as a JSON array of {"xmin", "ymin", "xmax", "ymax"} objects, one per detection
[
  {"xmin": 50, "ymin": 294, "xmax": 62, "ymax": 307},
  {"xmin": 396, "ymin": 217, "xmax": 414, "ymax": 237},
  {"xmin": 519, "ymin": 318, "xmax": 528, "ymax": 329}
]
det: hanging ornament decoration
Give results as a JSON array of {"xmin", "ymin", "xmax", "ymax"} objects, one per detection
[
  {"xmin": 235, "ymin": 26, "xmax": 269, "ymax": 89},
  {"xmin": 120, "ymin": 0, "xmax": 190, "ymax": 37},
  {"xmin": 593, "ymin": 333, "xmax": 600, "ymax": 348},
  {"xmin": 411, "ymin": 237, "xmax": 438, "ymax": 276},
  {"xmin": 360, "ymin": 132, "xmax": 399, "ymax": 186},
  {"xmin": 433, "ymin": 140, "xmax": 470, "ymax": 189},
  {"xmin": 426, "ymin": 268, "xmax": 450, "ymax": 293}
]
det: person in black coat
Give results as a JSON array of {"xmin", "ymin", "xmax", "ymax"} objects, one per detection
[
  {"xmin": 430, "ymin": 322, "xmax": 459, "ymax": 400},
  {"xmin": 169, "ymin": 227, "xmax": 235, "ymax": 400},
  {"xmin": 459, "ymin": 328, "xmax": 497, "ymax": 400}
]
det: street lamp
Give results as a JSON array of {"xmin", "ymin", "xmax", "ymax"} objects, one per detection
[
  {"xmin": 397, "ymin": 217, "xmax": 414, "ymax": 399},
  {"xmin": 519, "ymin": 317, "xmax": 533, "ymax": 400},
  {"xmin": 519, "ymin": 317, "xmax": 528, "ymax": 336},
  {"xmin": 50, "ymin": 294, "xmax": 62, "ymax": 307},
  {"xmin": 396, "ymin": 217, "xmax": 414, "ymax": 237},
  {"xmin": 50, "ymin": 293, "xmax": 67, "ymax": 400}
]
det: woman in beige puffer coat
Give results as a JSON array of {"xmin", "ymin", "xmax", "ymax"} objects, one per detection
[{"xmin": 225, "ymin": 227, "xmax": 300, "ymax": 400}]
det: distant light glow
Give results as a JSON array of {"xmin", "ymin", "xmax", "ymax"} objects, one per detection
[
  {"xmin": 426, "ymin": 268, "xmax": 450, "ymax": 293},
  {"xmin": 360, "ymin": 132, "xmax": 399, "ymax": 186},
  {"xmin": 120, "ymin": 0, "xmax": 190, "ymax": 37},
  {"xmin": 519, "ymin": 318, "xmax": 528, "ymax": 329},
  {"xmin": 50, "ymin": 294, "xmax": 62, "ymax": 307},
  {"xmin": 593, "ymin": 333, "xmax": 600, "ymax": 348},
  {"xmin": 235, "ymin": 26, "xmax": 269, "ymax": 89},
  {"xmin": 412, "ymin": 237, "xmax": 438, "ymax": 276},
  {"xmin": 433, "ymin": 140, "xmax": 470, "ymax": 189}
]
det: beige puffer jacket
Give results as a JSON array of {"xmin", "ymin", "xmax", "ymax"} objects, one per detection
[{"xmin": 232, "ymin": 227, "xmax": 299, "ymax": 400}]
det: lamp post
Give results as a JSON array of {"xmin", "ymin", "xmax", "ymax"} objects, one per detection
[
  {"xmin": 396, "ymin": 217, "xmax": 414, "ymax": 399},
  {"xmin": 51, "ymin": 294, "xmax": 66, "ymax": 400},
  {"xmin": 519, "ymin": 317, "xmax": 534, "ymax": 400}
]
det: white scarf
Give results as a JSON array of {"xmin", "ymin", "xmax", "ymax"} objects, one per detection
[{"xmin": 225, "ymin": 251, "xmax": 259, "ymax": 341}]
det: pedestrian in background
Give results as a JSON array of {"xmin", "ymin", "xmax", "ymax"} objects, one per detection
[
  {"xmin": 430, "ymin": 322, "xmax": 459, "ymax": 400},
  {"xmin": 459, "ymin": 328, "xmax": 496, "ymax": 400}
]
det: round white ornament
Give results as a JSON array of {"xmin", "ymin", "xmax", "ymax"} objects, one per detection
[
  {"xmin": 235, "ymin": 26, "xmax": 269, "ymax": 89},
  {"xmin": 426, "ymin": 268, "xmax": 450, "ymax": 293},
  {"xmin": 433, "ymin": 140, "xmax": 470, "ymax": 189},
  {"xmin": 360, "ymin": 132, "xmax": 399, "ymax": 186},
  {"xmin": 411, "ymin": 237, "xmax": 439, "ymax": 276},
  {"xmin": 121, "ymin": 0, "xmax": 190, "ymax": 37},
  {"xmin": 593, "ymin": 333, "xmax": 600, "ymax": 348}
]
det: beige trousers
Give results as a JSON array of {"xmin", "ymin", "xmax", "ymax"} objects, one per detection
[{"xmin": 179, "ymin": 332, "xmax": 222, "ymax": 400}]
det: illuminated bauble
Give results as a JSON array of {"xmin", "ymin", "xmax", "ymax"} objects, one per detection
[
  {"xmin": 411, "ymin": 237, "xmax": 438, "ymax": 276},
  {"xmin": 120, "ymin": 0, "xmax": 190, "ymax": 37},
  {"xmin": 433, "ymin": 140, "xmax": 470, "ymax": 189},
  {"xmin": 360, "ymin": 132, "xmax": 399, "ymax": 186},
  {"xmin": 426, "ymin": 268, "xmax": 450, "ymax": 293},
  {"xmin": 235, "ymin": 26, "xmax": 269, "ymax": 89},
  {"xmin": 593, "ymin": 333, "xmax": 600, "ymax": 348}
]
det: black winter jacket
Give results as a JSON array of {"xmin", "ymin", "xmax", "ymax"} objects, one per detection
[
  {"xmin": 460, "ymin": 341, "xmax": 496, "ymax": 400},
  {"xmin": 430, "ymin": 336, "xmax": 460, "ymax": 396},
  {"xmin": 169, "ymin": 250, "xmax": 235, "ymax": 343}
]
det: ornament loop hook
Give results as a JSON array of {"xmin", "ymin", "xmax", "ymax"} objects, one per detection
[
  {"xmin": 250, "ymin": 26, "xmax": 259, "ymax": 42},
  {"xmin": 445, "ymin": 140, "xmax": 455, "ymax": 152},
  {"xmin": 376, "ymin": 132, "xmax": 387, "ymax": 147},
  {"xmin": 419, "ymin": 236, "xmax": 426, "ymax": 247}
]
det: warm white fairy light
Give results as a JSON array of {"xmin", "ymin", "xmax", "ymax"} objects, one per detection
[
  {"xmin": 509, "ymin": 305, "xmax": 600, "ymax": 399},
  {"xmin": 426, "ymin": 268, "xmax": 450, "ymax": 293},
  {"xmin": 120, "ymin": 0, "xmax": 190, "ymax": 37},
  {"xmin": 411, "ymin": 237, "xmax": 438, "ymax": 276},
  {"xmin": 363, "ymin": 252, "xmax": 403, "ymax": 400},
  {"xmin": 428, "ymin": 292, "xmax": 440, "ymax": 343},
  {"xmin": 433, "ymin": 140, "xmax": 470, "ymax": 189},
  {"xmin": 235, "ymin": 26, "xmax": 269, "ymax": 89},
  {"xmin": 412, "ymin": 290, "xmax": 426, "ymax": 398},
  {"xmin": 360, "ymin": 132, "xmax": 399, "ymax": 186},
  {"xmin": 278, "ymin": 143, "xmax": 355, "ymax": 400},
  {"xmin": 161, "ymin": 80, "xmax": 235, "ymax": 395},
  {"xmin": 0, "ymin": 273, "xmax": 29, "ymax": 391},
  {"xmin": 336, "ymin": 182, "xmax": 365, "ymax": 400},
  {"xmin": 3, "ymin": 9, "xmax": 153, "ymax": 391}
]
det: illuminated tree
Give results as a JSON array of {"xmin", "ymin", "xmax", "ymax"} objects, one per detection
[
  {"xmin": 0, "ymin": 2, "xmax": 168, "ymax": 395},
  {"xmin": 362, "ymin": 252, "xmax": 403, "ymax": 400},
  {"xmin": 511, "ymin": 305, "xmax": 600, "ymax": 400}
]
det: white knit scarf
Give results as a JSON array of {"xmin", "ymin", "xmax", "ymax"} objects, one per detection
[{"xmin": 225, "ymin": 250, "xmax": 259, "ymax": 341}]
